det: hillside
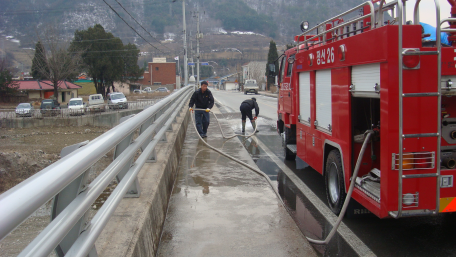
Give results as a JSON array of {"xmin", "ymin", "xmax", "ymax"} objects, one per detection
[{"xmin": 0, "ymin": 0, "xmax": 365, "ymax": 76}]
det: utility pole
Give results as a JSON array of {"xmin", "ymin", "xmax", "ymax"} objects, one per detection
[
  {"xmin": 195, "ymin": 6, "xmax": 201, "ymax": 87},
  {"xmin": 182, "ymin": 0, "xmax": 188, "ymax": 87},
  {"xmin": 190, "ymin": 39, "xmax": 194, "ymax": 77}
]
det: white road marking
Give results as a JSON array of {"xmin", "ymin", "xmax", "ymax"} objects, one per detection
[{"xmin": 254, "ymin": 138, "xmax": 376, "ymax": 257}]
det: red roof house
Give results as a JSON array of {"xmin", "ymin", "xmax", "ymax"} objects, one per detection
[{"xmin": 16, "ymin": 80, "xmax": 82, "ymax": 103}]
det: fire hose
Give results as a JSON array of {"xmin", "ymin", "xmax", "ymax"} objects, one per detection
[{"xmin": 189, "ymin": 107, "xmax": 374, "ymax": 245}]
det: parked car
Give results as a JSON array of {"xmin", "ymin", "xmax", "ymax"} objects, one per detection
[
  {"xmin": 155, "ymin": 87, "xmax": 170, "ymax": 93},
  {"xmin": 40, "ymin": 99, "xmax": 60, "ymax": 116},
  {"xmin": 67, "ymin": 98, "xmax": 85, "ymax": 115},
  {"xmin": 143, "ymin": 87, "xmax": 153, "ymax": 93},
  {"xmin": 15, "ymin": 103, "xmax": 34, "ymax": 117},
  {"xmin": 108, "ymin": 92, "xmax": 128, "ymax": 109},
  {"xmin": 133, "ymin": 89, "xmax": 143, "ymax": 94},
  {"xmin": 87, "ymin": 94, "xmax": 105, "ymax": 112}
]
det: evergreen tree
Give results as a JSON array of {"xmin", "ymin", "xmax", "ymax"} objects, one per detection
[
  {"xmin": 70, "ymin": 24, "xmax": 143, "ymax": 97},
  {"xmin": 266, "ymin": 40, "xmax": 278, "ymax": 91},
  {"xmin": 31, "ymin": 41, "xmax": 48, "ymax": 80}
]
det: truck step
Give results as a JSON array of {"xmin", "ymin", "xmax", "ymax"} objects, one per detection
[{"xmin": 286, "ymin": 144, "xmax": 297, "ymax": 154}]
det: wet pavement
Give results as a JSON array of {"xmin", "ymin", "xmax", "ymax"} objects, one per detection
[
  {"xmin": 212, "ymin": 89, "xmax": 456, "ymax": 257},
  {"xmin": 156, "ymin": 108, "xmax": 316, "ymax": 256},
  {"xmin": 216, "ymin": 113, "xmax": 369, "ymax": 256}
]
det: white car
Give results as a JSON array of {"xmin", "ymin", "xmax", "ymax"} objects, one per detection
[
  {"xmin": 143, "ymin": 87, "xmax": 153, "ymax": 93},
  {"xmin": 68, "ymin": 98, "xmax": 85, "ymax": 115},
  {"xmin": 108, "ymin": 92, "xmax": 128, "ymax": 109},
  {"xmin": 15, "ymin": 103, "xmax": 34, "ymax": 117}
]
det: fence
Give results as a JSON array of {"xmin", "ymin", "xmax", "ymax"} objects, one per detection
[
  {"xmin": 0, "ymin": 94, "xmax": 28, "ymax": 103},
  {"xmin": 0, "ymin": 86, "xmax": 193, "ymax": 257},
  {"xmin": 0, "ymin": 98, "xmax": 166, "ymax": 120}
]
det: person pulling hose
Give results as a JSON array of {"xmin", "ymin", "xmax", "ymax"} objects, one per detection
[{"xmin": 189, "ymin": 81, "xmax": 214, "ymax": 138}]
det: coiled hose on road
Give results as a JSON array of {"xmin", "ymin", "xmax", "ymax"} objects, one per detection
[{"xmin": 190, "ymin": 108, "xmax": 373, "ymax": 245}]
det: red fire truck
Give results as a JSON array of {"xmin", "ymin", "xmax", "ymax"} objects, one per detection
[{"xmin": 276, "ymin": 0, "xmax": 456, "ymax": 218}]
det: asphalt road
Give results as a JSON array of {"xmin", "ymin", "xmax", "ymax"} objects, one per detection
[{"xmin": 212, "ymin": 89, "xmax": 456, "ymax": 257}]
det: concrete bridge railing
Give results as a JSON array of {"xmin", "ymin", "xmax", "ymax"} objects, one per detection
[{"xmin": 0, "ymin": 86, "xmax": 193, "ymax": 257}]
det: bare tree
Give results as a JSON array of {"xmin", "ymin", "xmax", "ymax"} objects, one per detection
[
  {"xmin": 0, "ymin": 55, "xmax": 19, "ymax": 96},
  {"xmin": 248, "ymin": 61, "xmax": 267, "ymax": 89},
  {"xmin": 33, "ymin": 26, "xmax": 82, "ymax": 100}
]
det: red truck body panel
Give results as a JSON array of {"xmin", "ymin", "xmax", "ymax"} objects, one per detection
[{"xmin": 278, "ymin": 16, "xmax": 456, "ymax": 218}]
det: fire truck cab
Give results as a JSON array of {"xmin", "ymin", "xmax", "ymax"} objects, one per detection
[{"xmin": 276, "ymin": 0, "xmax": 456, "ymax": 218}]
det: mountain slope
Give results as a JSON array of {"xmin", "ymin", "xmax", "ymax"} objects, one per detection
[{"xmin": 1, "ymin": 0, "xmax": 365, "ymax": 45}]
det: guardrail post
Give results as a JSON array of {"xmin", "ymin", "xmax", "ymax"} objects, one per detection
[
  {"xmin": 140, "ymin": 116, "xmax": 155, "ymax": 151},
  {"xmin": 140, "ymin": 114, "xmax": 157, "ymax": 163},
  {"xmin": 52, "ymin": 141, "xmax": 97, "ymax": 257},
  {"xmin": 115, "ymin": 115, "xmax": 140, "ymax": 198}
]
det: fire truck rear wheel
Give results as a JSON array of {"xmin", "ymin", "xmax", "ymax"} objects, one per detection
[{"xmin": 325, "ymin": 150, "xmax": 346, "ymax": 216}]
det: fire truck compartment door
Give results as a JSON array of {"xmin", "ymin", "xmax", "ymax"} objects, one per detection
[
  {"xmin": 316, "ymin": 69, "xmax": 332, "ymax": 132},
  {"xmin": 299, "ymin": 72, "xmax": 311, "ymax": 125},
  {"xmin": 351, "ymin": 63, "xmax": 380, "ymax": 98}
]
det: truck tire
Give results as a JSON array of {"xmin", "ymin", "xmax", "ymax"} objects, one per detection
[
  {"xmin": 283, "ymin": 126, "xmax": 296, "ymax": 160},
  {"xmin": 325, "ymin": 150, "xmax": 346, "ymax": 216}
]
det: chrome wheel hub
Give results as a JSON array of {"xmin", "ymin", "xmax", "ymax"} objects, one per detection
[{"xmin": 328, "ymin": 163, "xmax": 339, "ymax": 203}]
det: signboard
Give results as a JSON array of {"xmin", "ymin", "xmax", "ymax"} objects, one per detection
[
  {"xmin": 188, "ymin": 62, "xmax": 195, "ymax": 66},
  {"xmin": 153, "ymin": 57, "xmax": 166, "ymax": 63},
  {"xmin": 201, "ymin": 62, "xmax": 209, "ymax": 65}
]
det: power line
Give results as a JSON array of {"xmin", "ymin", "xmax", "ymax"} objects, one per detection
[
  {"xmin": 102, "ymin": 0, "xmax": 165, "ymax": 54},
  {"xmin": 1, "ymin": 1, "xmax": 174, "ymax": 15},
  {"xmin": 114, "ymin": 0, "xmax": 173, "ymax": 52}
]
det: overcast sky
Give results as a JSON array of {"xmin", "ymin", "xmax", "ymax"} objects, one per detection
[{"xmin": 399, "ymin": 0, "xmax": 452, "ymax": 27}]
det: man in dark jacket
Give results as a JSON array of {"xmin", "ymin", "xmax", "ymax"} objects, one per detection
[
  {"xmin": 189, "ymin": 81, "xmax": 214, "ymax": 138},
  {"xmin": 239, "ymin": 97, "xmax": 259, "ymax": 133}
]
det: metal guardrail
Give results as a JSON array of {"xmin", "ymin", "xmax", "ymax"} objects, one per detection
[
  {"xmin": 296, "ymin": 1, "xmax": 375, "ymax": 49},
  {"xmin": 0, "ymin": 86, "xmax": 193, "ymax": 256},
  {"xmin": 0, "ymin": 98, "xmax": 166, "ymax": 119}
]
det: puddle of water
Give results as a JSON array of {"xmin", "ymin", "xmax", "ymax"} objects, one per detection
[
  {"xmin": 277, "ymin": 171, "xmax": 358, "ymax": 256},
  {"xmin": 237, "ymin": 128, "xmax": 358, "ymax": 256}
]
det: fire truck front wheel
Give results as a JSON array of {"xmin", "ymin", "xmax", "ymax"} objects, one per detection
[{"xmin": 325, "ymin": 150, "xmax": 346, "ymax": 216}]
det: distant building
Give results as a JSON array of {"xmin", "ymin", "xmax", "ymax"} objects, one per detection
[
  {"xmin": 136, "ymin": 58, "xmax": 177, "ymax": 89},
  {"xmin": 16, "ymin": 80, "xmax": 81, "ymax": 103},
  {"xmin": 223, "ymin": 77, "xmax": 238, "ymax": 91}
]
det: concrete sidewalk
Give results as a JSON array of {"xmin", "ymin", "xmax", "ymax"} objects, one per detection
[{"xmin": 157, "ymin": 107, "xmax": 316, "ymax": 256}]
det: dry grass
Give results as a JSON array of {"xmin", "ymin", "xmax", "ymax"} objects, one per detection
[{"xmin": 0, "ymin": 126, "xmax": 110, "ymax": 193}]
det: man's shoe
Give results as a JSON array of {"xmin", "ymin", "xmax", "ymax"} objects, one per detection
[{"xmin": 202, "ymin": 134, "xmax": 207, "ymax": 138}]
